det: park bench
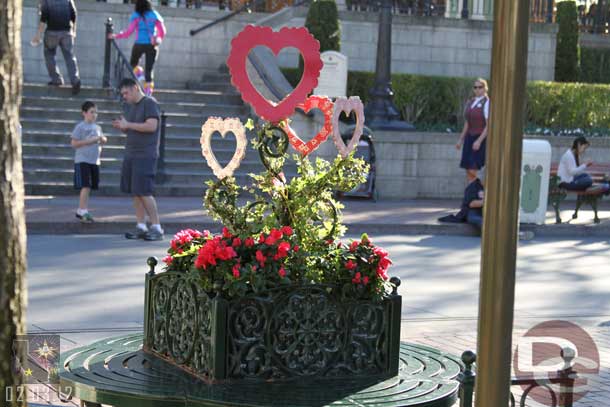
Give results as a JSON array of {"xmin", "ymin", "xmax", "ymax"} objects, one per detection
[{"xmin": 548, "ymin": 163, "xmax": 610, "ymax": 224}]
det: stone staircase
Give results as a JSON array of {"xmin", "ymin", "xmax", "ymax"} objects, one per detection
[{"xmin": 21, "ymin": 76, "xmax": 265, "ymax": 196}]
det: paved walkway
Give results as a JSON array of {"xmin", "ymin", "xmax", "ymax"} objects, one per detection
[
  {"xmin": 22, "ymin": 234, "xmax": 610, "ymax": 406},
  {"xmin": 25, "ymin": 195, "xmax": 610, "ymax": 237}
]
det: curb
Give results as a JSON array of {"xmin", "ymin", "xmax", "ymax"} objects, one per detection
[{"xmin": 26, "ymin": 221, "xmax": 610, "ymax": 238}]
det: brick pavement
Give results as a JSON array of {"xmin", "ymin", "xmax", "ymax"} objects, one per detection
[{"xmin": 403, "ymin": 325, "xmax": 610, "ymax": 407}]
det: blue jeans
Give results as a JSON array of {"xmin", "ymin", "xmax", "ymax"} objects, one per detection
[
  {"xmin": 467, "ymin": 210, "xmax": 483, "ymax": 231},
  {"xmin": 560, "ymin": 173, "xmax": 593, "ymax": 191}
]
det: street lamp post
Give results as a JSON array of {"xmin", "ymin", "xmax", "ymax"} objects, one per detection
[{"xmin": 364, "ymin": 0, "xmax": 414, "ymax": 131}]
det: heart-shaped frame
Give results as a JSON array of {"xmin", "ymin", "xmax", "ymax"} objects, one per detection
[
  {"xmin": 332, "ymin": 96, "xmax": 365, "ymax": 158},
  {"xmin": 200, "ymin": 117, "xmax": 247, "ymax": 179},
  {"xmin": 227, "ymin": 25, "xmax": 323, "ymax": 123},
  {"xmin": 280, "ymin": 95, "xmax": 334, "ymax": 156}
]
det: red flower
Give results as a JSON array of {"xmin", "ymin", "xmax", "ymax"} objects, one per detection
[
  {"xmin": 349, "ymin": 241, "xmax": 359, "ymax": 252},
  {"xmin": 265, "ymin": 235, "xmax": 278, "ymax": 245},
  {"xmin": 345, "ymin": 260, "xmax": 357, "ymax": 270},
  {"xmin": 222, "ymin": 227, "xmax": 232, "ymax": 239},
  {"xmin": 352, "ymin": 272, "xmax": 362, "ymax": 284},
  {"xmin": 232, "ymin": 237, "xmax": 242, "ymax": 247},
  {"xmin": 232, "ymin": 264, "xmax": 240, "ymax": 278},
  {"xmin": 162, "ymin": 255, "xmax": 173, "ymax": 265},
  {"xmin": 293, "ymin": 245, "xmax": 300, "ymax": 252},
  {"xmin": 363, "ymin": 276, "xmax": 370, "ymax": 285},
  {"xmin": 245, "ymin": 237, "xmax": 255, "ymax": 247},
  {"xmin": 326, "ymin": 239, "xmax": 334, "ymax": 245},
  {"xmin": 337, "ymin": 241, "xmax": 343, "ymax": 248},
  {"xmin": 281, "ymin": 226, "xmax": 293, "ymax": 236},
  {"xmin": 256, "ymin": 250, "xmax": 266, "ymax": 266},
  {"xmin": 278, "ymin": 266, "xmax": 286, "ymax": 278},
  {"xmin": 376, "ymin": 266, "xmax": 389, "ymax": 281},
  {"xmin": 277, "ymin": 241, "xmax": 290, "ymax": 258},
  {"xmin": 259, "ymin": 233, "xmax": 266, "ymax": 244},
  {"xmin": 266, "ymin": 229, "xmax": 284, "ymax": 245}
]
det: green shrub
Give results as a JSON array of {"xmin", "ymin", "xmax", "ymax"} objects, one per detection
[
  {"xmin": 281, "ymin": 68, "xmax": 610, "ymax": 131},
  {"xmin": 304, "ymin": 0, "xmax": 341, "ymax": 53},
  {"xmin": 580, "ymin": 47, "xmax": 610, "ymax": 84},
  {"xmin": 555, "ymin": 1, "xmax": 580, "ymax": 82}
]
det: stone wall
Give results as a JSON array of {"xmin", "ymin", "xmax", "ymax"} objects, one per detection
[
  {"xmin": 21, "ymin": 1, "xmax": 557, "ymax": 88},
  {"xmin": 371, "ymin": 132, "xmax": 610, "ymax": 200}
]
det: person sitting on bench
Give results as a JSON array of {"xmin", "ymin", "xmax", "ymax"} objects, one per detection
[{"xmin": 558, "ymin": 136, "xmax": 593, "ymax": 191}]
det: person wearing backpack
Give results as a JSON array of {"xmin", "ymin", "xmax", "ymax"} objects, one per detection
[
  {"xmin": 31, "ymin": 0, "xmax": 81, "ymax": 95},
  {"xmin": 109, "ymin": 0, "xmax": 166, "ymax": 97}
]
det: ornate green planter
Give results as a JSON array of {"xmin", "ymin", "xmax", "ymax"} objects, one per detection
[{"xmin": 143, "ymin": 264, "xmax": 402, "ymax": 383}]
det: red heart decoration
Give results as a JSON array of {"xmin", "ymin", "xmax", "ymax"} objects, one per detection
[
  {"xmin": 280, "ymin": 96, "xmax": 334, "ymax": 156},
  {"xmin": 227, "ymin": 25, "xmax": 323, "ymax": 123}
]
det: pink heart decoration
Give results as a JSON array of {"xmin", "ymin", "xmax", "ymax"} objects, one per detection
[
  {"xmin": 226, "ymin": 25, "xmax": 323, "ymax": 123},
  {"xmin": 200, "ymin": 117, "xmax": 247, "ymax": 179},
  {"xmin": 280, "ymin": 95, "xmax": 334, "ymax": 156},
  {"xmin": 332, "ymin": 97, "xmax": 365, "ymax": 158}
]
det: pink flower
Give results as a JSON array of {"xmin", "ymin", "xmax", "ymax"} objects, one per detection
[
  {"xmin": 162, "ymin": 255, "xmax": 173, "ymax": 265},
  {"xmin": 232, "ymin": 264, "xmax": 240, "ymax": 278},
  {"xmin": 278, "ymin": 266, "xmax": 286, "ymax": 278},
  {"xmin": 281, "ymin": 226, "xmax": 293, "ymax": 236},
  {"xmin": 345, "ymin": 260, "xmax": 357, "ymax": 270},
  {"xmin": 277, "ymin": 242, "xmax": 291, "ymax": 258},
  {"xmin": 232, "ymin": 237, "xmax": 242, "ymax": 247}
]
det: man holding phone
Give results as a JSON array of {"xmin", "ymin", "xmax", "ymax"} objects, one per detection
[{"xmin": 113, "ymin": 78, "xmax": 164, "ymax": 241}]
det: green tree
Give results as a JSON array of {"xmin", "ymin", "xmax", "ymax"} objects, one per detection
[
  {"xmin": 304, "ymin": 0, "xmax": 341, "ymax": 53},
  {"xmin": 555, "ymin": 1, "xmax": 580, "ymax": 82},
  {"xmin": 0, "ymin": 0, "xmax": 27, "ymax": 404}
]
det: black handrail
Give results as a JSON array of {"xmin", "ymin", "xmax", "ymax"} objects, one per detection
[
  {"xmin": 190, "ymin": 1, "xmax": 256, "ymax": 36},
  {"xmin": 457, "ymin": 349, "xmax": 576, "ymax": 407}
]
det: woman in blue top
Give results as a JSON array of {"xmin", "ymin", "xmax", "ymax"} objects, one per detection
[{"xmin": 109, "ymin": 0, "xmax": 166, "ymax": 96}]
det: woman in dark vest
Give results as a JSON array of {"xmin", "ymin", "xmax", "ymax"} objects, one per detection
[{"xmin": 456, "ymin": 78, "xmax": 490, "ymax": 182}]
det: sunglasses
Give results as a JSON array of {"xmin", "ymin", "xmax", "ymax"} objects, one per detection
[{"xmin": 473, "ymin": 85, "xmax": 484, "ymax": 89}]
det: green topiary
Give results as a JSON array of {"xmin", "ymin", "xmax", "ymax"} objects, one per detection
[
  {"xmin": 282, "ymin": 67, "xmax": 610, "ymax": 132},
  {"xmin": 580, "ymin": 46, "xmax": 610, "ymax": 84},
  {"xmin": 555, "ymin": 1, "xmax": 580, "ymax": 82},
  {"xmin": 304, "ymin": 0, "xmax": 341, "ymax": 53}
]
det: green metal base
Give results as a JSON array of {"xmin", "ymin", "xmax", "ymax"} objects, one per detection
[{"xmin": 60, "ymin": 334, "xmax": 462, "ymax": 407}]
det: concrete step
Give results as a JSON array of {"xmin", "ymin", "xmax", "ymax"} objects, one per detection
[
  {"xmin": 22, "ymin": 96, "xmax": 245, "ymax": 115},
  {"xmin": 23, "ymin": 155, "xmax": 271, "ymax": 173},
  {"xmin": 22, "ymin": 130, "xmax": 258, "ymax": 150},
  {"xmin": 22, "ymin": 142, "xmax": 260, "ymax": 162},
  {"xmin": 186, "ymin": 80, "xmax": 240, "ymax": 93},
  {"xmin": 22, "ymin": 83, "xmax": 245, "ymax": 105},
  {"xmin": 25, "ymin": 182, "xmax": 210, "ymax": 197},
  {"xmin": 20, "ymin": 106, "xmax": 248, "ymax": 126},
  {"xmin": 21, "ymin": 118, "xmax": 250, "ymax": 135},
  {"xmin": 23, "ymin": 173, "xmax": 274, "ymax": 197}
]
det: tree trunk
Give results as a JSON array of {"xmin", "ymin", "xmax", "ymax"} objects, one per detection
[{"xmin": 0, "ymin": 0, "xmax": 27, "ymax": 405}]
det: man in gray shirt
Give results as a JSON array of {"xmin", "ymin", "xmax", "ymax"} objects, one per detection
[
  {"xmin": 113, "ymin": 78, "xmax": 164, "ymax": 241},
  {"xmin": 31, "ymin": 0, "xmax": 81, "ymax": 94}
]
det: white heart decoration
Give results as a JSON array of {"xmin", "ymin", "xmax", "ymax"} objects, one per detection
[
  {"xmin": 331, "ymin": 96, "xmax": 365, "ymax": 158},
  {"xmin": 200, "ymin": 117, "xmax": 247, "ymax": 179}
]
